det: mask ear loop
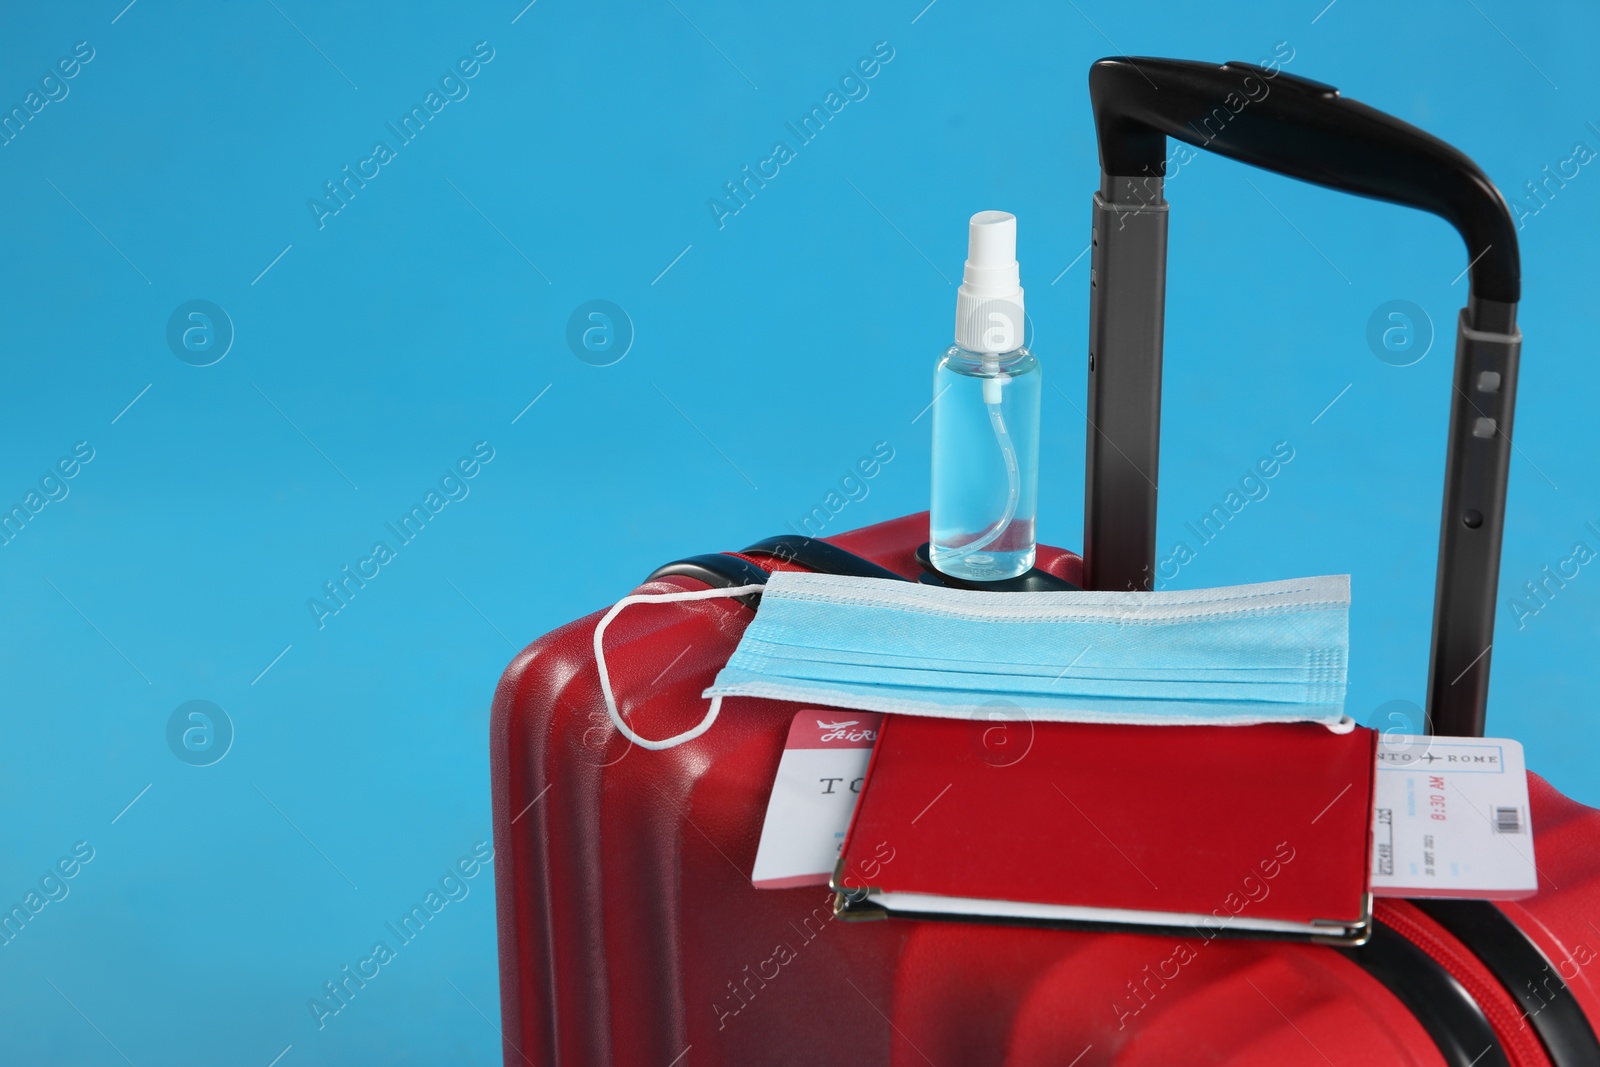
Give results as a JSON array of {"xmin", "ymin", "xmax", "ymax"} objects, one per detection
[
  {"xmin": 595, "ymin": 584, "xmax": 766, "ymax": 751},
  {"xmin": 1326, "ymin": 714, "xmax": 1357, "ymax": 734}
]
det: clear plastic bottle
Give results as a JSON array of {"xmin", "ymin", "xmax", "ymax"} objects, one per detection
[
  {"xmin": 931, "ymin": 345, "xmax": 1041, "ymax": 579},
  {"xmin": 929, "ymin": 212, "xmax": 1042, "ymax": 581}
]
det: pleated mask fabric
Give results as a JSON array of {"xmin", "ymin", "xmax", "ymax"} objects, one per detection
[{"xmin": 702, "ymin": 571, "xmax": 1351, "ymax": 730}]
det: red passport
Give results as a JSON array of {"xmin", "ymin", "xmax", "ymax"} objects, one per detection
[{"xmin": 832, "ymin": 716, "xmax": 1376, "ymax": 944}]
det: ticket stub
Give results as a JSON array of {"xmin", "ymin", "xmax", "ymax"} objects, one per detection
[
  {"xmin": 1370, "ymin": 734, "xmax": 1537, "ymax": 899},
  {"xmin": 751, "ymin": 711, "xmax": 882, "ymax": 889}
]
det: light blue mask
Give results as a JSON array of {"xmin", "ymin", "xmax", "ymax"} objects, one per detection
[{"xmin": 597, "ymin": 572, "xmax": 1351, "ymax": 750}]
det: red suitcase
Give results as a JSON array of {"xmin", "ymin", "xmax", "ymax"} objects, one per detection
[{"xmin": 492, "ymin": 58, "xmax": 1600, "ymax": 1066}]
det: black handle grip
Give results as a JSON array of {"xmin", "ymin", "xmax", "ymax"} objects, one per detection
[
  {"xmin": 1090, "ymin": 56, "xmax": 1519, "ymax": 302},
  {"xmin": 1082, "ymin": 56, "xmax": 1524, "ymax": 738}
]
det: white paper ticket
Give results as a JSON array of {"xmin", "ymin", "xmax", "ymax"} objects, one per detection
[
  {"xmin": 1371, "ymin": 734, "xmax": 1538, "ymax": 899},
  {"xmin": 751, "ymin": 711, "xmax": 882, "ymax": 889}
]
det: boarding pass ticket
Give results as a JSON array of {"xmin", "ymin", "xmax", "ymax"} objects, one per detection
[
  {"xmin": 749, "ymin": 711, "xmax": 883, "ymax": 889},
  {"xmin": 1370, "ymin": 734, "xmax": 1537, "ymax": 899}
]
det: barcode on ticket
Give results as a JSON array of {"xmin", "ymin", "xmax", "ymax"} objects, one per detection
[{"xmin": 1492, "ymin": 806, "xmax": 1523, "ymax": 835}]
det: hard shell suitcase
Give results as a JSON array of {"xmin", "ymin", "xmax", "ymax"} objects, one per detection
[{"xmin": 492, "ymin": 58, "xmax": 1600, "ymax": 1066}]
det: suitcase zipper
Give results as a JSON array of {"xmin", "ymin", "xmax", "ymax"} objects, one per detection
[{"xmin": 1376, "ymin": 900, "xmax": 1551, "ymax": 1067}]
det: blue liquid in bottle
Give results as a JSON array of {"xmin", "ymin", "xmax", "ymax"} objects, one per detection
[{"xmin": 930, "ymin": 344, "xmax": 1041, "ymax": 580}]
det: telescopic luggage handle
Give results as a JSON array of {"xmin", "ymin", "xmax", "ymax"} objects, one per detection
[{"xmin": 1082, "ymin": 56, "xmax": 1523, "ymax": 738}]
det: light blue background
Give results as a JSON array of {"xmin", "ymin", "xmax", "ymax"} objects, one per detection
[{"xmin": 1, "ymin": 1, "xmax": 1596, "ymax": 1063}]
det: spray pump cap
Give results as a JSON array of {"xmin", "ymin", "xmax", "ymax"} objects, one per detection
[{"xmin": 954, "ymin": 210, "xmax": 1025, "ymax": 354}]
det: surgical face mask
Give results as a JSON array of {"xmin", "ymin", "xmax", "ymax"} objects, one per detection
[{"xmin": 598, "ymin": 572, "xmax": 1351, "ymax": 751}]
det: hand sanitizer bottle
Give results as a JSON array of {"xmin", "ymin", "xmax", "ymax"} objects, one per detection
[{"xmin": 930, "ymin": 211, "xmax": 1041, "ymax": 581}]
